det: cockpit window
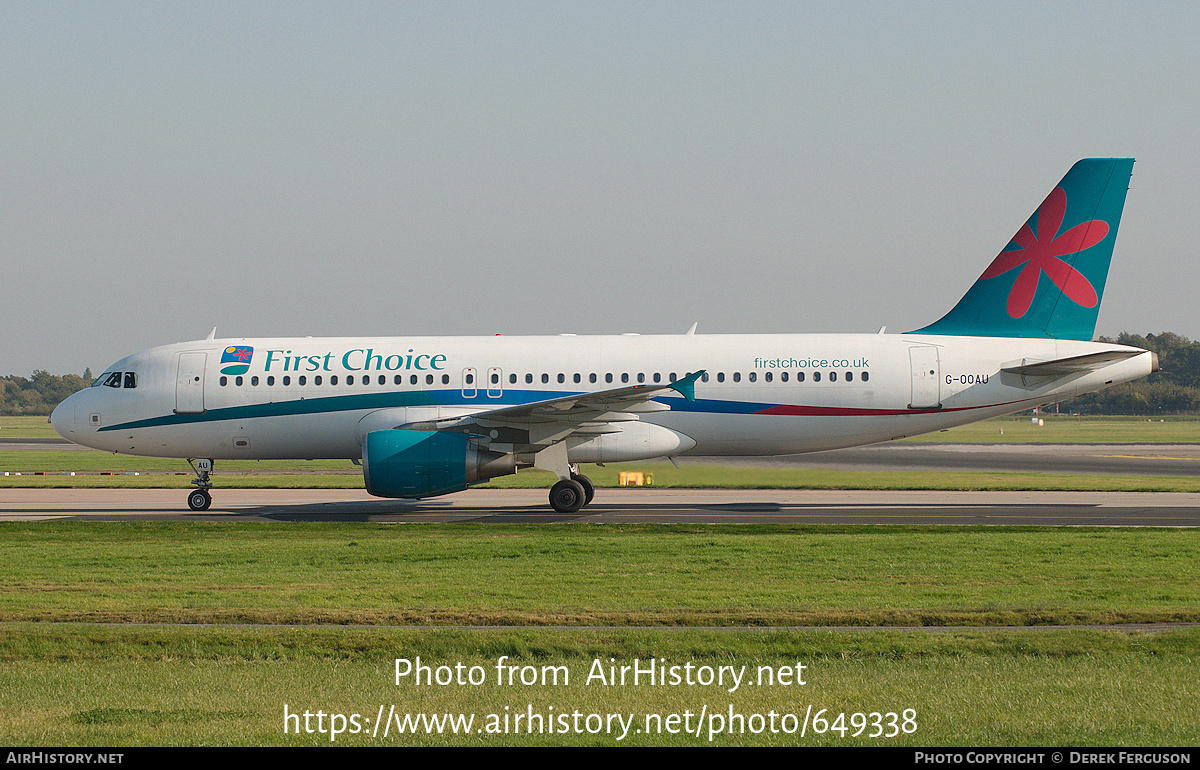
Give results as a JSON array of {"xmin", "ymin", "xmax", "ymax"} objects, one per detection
[
  {"xmin": 101, "ymin": 372, "xmax": 122, "ymax": 388},
  {"xmin": 123, "ymin": 372, "xmax": 137, "ymax": 389}
]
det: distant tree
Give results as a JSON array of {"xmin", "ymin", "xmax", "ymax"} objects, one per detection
[{"xmin": 0, "ymin": 370, "xmax": 92, "ymax": 416}]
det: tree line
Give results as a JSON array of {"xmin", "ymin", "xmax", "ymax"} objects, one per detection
[
  {"xmin": 6, "ymin": 332, "xmax": 1200, "ymax": 416},
  {"xmin": 1070, "ymin": 332, "xmax": 1200, "ymax": 415},
  {"xmin": 1, "ymin": 369, "xmax": 92, "ymax": 416}
]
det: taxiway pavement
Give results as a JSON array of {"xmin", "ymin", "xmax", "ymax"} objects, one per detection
[{"xmin": 4, "ymin": 487, "xmax": 1200, "ymax": 526}]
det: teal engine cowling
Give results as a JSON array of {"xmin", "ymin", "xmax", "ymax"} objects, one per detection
[{"xmin": 362, "ymin": 430, "xmax": 516, "ymax": 499}]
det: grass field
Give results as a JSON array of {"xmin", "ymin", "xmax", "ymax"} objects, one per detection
[
  {"xmin": 1, "ymin": 522, "xmax": 1199, "ymax": 745},
  {"xmin": 3, "ymin": 624, "xmax": 1197, "ymax": 746}
]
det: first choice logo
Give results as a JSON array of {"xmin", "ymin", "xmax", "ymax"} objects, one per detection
[{"xmin": 263, "ymin": 349, "xmax": 448, "ymax": 373}]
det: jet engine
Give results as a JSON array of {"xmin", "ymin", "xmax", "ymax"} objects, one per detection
[{"xmin": 362, "ymin": 430, "xmax": 515, "ymax": 499}]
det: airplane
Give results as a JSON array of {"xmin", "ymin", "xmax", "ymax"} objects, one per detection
[{"xmin": 51, "ymin": 158, "xmax": 1158, "ymax": 513}]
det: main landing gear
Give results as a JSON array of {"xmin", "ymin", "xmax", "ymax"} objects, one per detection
[
  {"xmin": 186, "ymin": 458, "xmax": 214, "ymax": 511},
  {"xmin": 548, "ymin": 467, "xmax": 596, "ymax": 514}
]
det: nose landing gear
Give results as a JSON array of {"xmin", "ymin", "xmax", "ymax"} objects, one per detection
[{"xmin": 186, "ymin": 458, "xmax": 214, "ymax": 511}]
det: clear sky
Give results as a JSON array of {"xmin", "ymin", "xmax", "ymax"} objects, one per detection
[{"xmin": 3, "ymin": 1, "xmax": 1197, "ymax": 376}]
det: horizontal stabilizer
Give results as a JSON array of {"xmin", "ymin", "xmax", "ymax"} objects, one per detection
[{"xmin": 1000, "ymin": 350, "xmax": 1144, "ymax": 377}]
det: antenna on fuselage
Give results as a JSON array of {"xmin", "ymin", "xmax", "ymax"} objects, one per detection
[
  {"xmin": 205, "ymin": 327, "xmax": 217, "ymax": 340},
  {"xmin": 686, "ymin": 322, "xmax": 698, "ymax": 335}
]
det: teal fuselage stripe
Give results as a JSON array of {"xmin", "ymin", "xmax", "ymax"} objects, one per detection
[
  {"xmin": 99, "ymin": 390, "xmax": 446, "ymax": 431},
  {"xmin": 97, "ymin": 390, "xmax": 768, "ymax": 433}
]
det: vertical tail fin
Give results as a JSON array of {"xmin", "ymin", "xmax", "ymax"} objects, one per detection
[{"xmin": 909, "ymin": 158, "xmax": 1134, "ymax": 340}]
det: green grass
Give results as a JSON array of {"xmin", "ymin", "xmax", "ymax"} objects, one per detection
[
  {"xmin": 2, "ymin": 624, "xmax": 1198, "ymax": 745},
  {"xmin": 0, "ymin": 416, "xmax": 57, "ymax": 438},
  {"xmin": 905, "ymin": 414, "xmax": 1200, "ymax": 443},
  {"xmin": 2, "ymin": 521, "xmax": 1198, "ymax": 745},
  {"xmin": 3, "ymin": 522, "xmax": 1198, "ymax": 626}
]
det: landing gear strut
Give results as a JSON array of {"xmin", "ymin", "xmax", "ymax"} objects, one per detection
[{"xmin": 187, "ymin": 458, "xmax": 214, "ymax": 511}]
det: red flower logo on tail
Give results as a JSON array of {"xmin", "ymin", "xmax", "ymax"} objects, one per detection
[{"xmin": 980, "ymin": 187, "xmax": 1108, "ymax": 318}]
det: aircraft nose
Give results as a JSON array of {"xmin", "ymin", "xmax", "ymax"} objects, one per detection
[{"xmin": 50, "ymin": 394, "xmax": 76, "ymax": 441}]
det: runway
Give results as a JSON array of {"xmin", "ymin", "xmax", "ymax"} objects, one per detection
[
  {"xmin": 695, "ymin": 442, "xmax": 1200, "ymax": 477},
  {"xmin": 4, "ymin": 487, "xmax": 1200, "ymax": 526}
]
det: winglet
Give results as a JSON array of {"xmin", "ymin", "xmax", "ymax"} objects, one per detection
[{"xmin": 668, "ymin": 370, "xmax": 705, "ymax": 402}]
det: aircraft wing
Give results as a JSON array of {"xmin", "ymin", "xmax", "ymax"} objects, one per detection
[
  {"xmin": 1000, "ymin": 350, "xmax": 1144, "ymax": 377},
  {"xmin": 402, "ymin": 371, "xmax": 705, "ymax": 450}
]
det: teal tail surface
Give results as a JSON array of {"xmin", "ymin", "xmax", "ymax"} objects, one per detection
[{"xmin": 909, "ymin": 158, "xmax": 1134, "ymax": 340}]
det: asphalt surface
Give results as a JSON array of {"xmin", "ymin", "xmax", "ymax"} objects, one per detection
[{"xmin": 4, "ymin": 487, "xmax": 1200, "ymax": 526}]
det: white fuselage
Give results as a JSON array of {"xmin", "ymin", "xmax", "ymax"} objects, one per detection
[{"xmin": 51, "ymin": 332, "xmax": 1155, "ymax": 463}]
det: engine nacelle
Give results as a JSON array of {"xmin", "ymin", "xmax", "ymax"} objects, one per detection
[{"xmin": 362, "ymin": 430, "xmax": 515, "ymax": 499}]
